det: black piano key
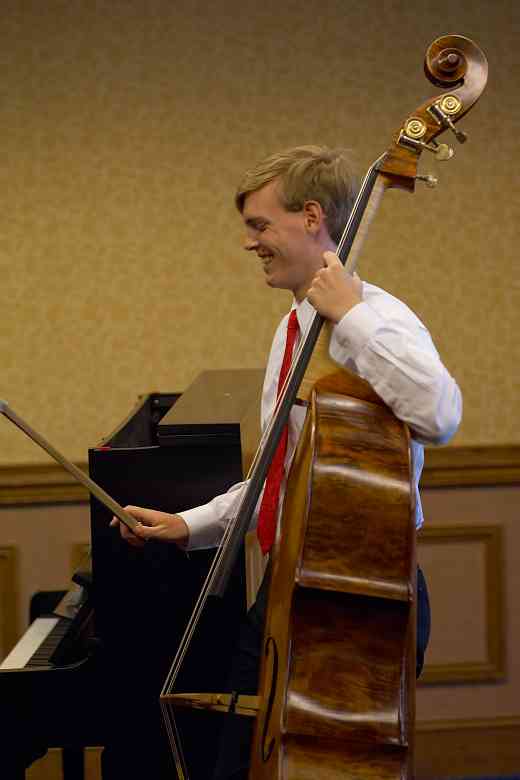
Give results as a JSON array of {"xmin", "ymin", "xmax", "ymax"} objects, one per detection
[{"xmin": 26, "ymin": 618, "xmax": 72, "ymax": 668}]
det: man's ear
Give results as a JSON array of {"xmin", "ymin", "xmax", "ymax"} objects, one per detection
[{"xmin": 303, "ymin": 200, "xmax": 326, "ymax": 235}]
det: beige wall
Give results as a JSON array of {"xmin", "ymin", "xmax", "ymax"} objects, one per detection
[
  {"xmin": 1, "ymin": 0, "xmax": 519, "ymax": 466},
  {"xmin": 0, "ymin": 503, "xmax": 90, "ymax": 659}
]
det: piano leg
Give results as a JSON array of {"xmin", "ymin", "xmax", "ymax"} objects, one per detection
[{"xmin": 62, "ymin": 748, "xmax": 85, "ymax": 780}]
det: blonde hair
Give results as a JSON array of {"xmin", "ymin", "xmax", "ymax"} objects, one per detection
[{"xmin": 235, "ymin": 145, "xmax": 357, "ymax": 244}]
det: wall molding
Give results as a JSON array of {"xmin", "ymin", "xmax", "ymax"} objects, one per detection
[
  {"xmin": 417, "ymin": 525, "xmax": 505, "ymax": 685},
  {"xmin": 0, "ymin": 462, "xmax": 89, "ymax": 506},
  {"xmin": 1, "ymin": 444, "xmax": 520, "ymax": 506},
  {"xmin": 421, "ymin": 443, "xmax": 520, "ymax": 487},
  {"xmin": 416, "ymin": 714, "xmax": 520, "ymax": 732}
]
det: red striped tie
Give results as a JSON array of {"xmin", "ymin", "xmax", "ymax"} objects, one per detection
[{"xmin": 257, "ymin": 309, "xmax": 300, "ymax": 555}]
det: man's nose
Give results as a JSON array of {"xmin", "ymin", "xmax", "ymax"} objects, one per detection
[{"xmin": 244, "ymin": 236, "xmax": 259, "ymax": 252}]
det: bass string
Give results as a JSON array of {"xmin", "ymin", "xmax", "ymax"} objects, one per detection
[
  {"xmin": 161, "ymin": 156, "xmax": 384, "ymax": 698},
  {"xmin": 160, "ymin": 698, "xmax": 188, "ymax": 779},
  {"xmin": 160, "ymin": 358, "xmax": 310, "ymax": 694},
  {"xmin": 161, "ymin": 464, "xmax": 262, "ymax": 694},
  {"xmin": 159, "ymin": 32, "xmax": 491, "ymax": 772},
  {"xmin": 161, "ymin": 157, "xmax": 385, "ymax": 698},
  {"xmin": 158, "ymin": 157, "xmax": 387, "ymax": 780}
]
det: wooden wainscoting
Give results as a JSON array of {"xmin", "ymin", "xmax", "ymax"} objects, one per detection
[
  {"xmin": 416, "ymin": 716, "xmax": 520, "ymax": 778},
  {"xmin": 417, "ymin": 524, "xmax": 505, "ymax": 685},
  {"xmin": 2, "ymin": 444, "xmax": 520, "ymax": 780}
]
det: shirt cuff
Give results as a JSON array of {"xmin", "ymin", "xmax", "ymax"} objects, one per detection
[
  {"xmin": 179, "ymin": 504, "xmax": 224, "ymax": 550},
  {"xmin": 332, "ymin": 301, "xmax": 385, "ymax": 360}
]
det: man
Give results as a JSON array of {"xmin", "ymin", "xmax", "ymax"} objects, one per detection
[{"xmin": 113, "ymin": 145, "xmax": 461, "ymax": 778}]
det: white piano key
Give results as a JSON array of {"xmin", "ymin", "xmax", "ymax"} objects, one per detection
[{"xmin": 0, "ymin": 617, "xmax": 59, "ymax": 670}]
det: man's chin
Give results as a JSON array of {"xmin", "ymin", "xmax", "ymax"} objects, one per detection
[
  {"xmin": 265, "ymin": 280, "xmax": 288, "ymax": 293},
  {"xmin": 264, "ymin": 273, "xmax": 290, "ymax": 291}
]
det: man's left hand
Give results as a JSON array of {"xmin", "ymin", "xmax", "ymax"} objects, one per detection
[{"xmin": 307, "ymin": 251, "xmax": 362, "ymax": 323}]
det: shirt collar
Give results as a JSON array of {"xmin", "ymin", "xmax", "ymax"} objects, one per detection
[{"xmin": 291, "ymin": 296, "xmax": 316, "ymax": 336}]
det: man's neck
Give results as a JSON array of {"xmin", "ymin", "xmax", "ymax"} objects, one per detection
[{"xmin": 293, "ymin": 241, "xmax": 338, "ymax": 302}]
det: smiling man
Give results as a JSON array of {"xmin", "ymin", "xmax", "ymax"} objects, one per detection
[
  {"xmin": 113, "ymin": 145, "xmax": 462, "ymax": 779},
  {"xmin": 242, "ymin": 178, "xmax": 338, "ymax": 301}
]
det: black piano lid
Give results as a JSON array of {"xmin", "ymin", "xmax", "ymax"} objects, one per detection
[{"xmin": 157, "ymin": 369, "xmax": 264, "ymax": 447}]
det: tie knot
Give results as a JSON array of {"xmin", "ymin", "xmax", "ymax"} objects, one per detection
[{"xmin": 288, "ymin": 310, "xmax": 299, "ymax": 333}]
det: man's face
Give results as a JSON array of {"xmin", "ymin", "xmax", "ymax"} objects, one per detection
[{"xmin": 241, "ymin": 179, "xmax": 325, "ymax": 301}]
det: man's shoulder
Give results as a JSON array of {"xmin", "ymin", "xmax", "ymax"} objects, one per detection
[{"xmin": 362, "ymin": 282, "xmax": 426, "ymax": 329}]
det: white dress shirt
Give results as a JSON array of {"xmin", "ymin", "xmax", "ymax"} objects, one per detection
[{"xmin": 180, "ymin": 283, "xmax": 462, "ymax": 550}]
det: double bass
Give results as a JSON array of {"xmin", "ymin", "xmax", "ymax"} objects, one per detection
[{"xmin": 162, "ymin": 34, "xmax": 488, "ymax": 779}]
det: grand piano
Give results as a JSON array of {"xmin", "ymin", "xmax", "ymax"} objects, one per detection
[{"xmin": 0, "ymin": 369, "xmax": 263, "ymax": 779}]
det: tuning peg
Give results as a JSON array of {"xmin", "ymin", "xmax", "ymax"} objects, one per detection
[
  {"xmin": 415, "ymin": 174, "xmax": 438, "ymax": 188},
  {"xmin": 433, "ymin": 143, "xmax": 454, "ymax": 161},
  {"xmin": 428, "ymin": 98, "xmax": 468, "ymax": 144},
  {"xmin": 448, "ymin": 120, "xmax": 468, "ymax": 144},
  {"xmin": 399, "ymin": 131, "xmax": 454, "ymax": 161}
]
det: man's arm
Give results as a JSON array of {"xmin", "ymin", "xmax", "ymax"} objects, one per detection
[
  {"xmin": 111, "ymin": 479, "xmax": 250, "ymax": 550},
  {"xmin": 307, "ymin": 252, "xmax": 462, "ymax": 445}
]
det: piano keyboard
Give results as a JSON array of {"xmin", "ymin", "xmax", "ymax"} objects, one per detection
[{"xmin": 0, "ymin": 616, "xmax": 70, "ymax": 670}]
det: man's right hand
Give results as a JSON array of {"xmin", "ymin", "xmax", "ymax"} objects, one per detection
[{"xmin": 110, "ymin": 506, "xmax": 190, "ymax": 549}]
